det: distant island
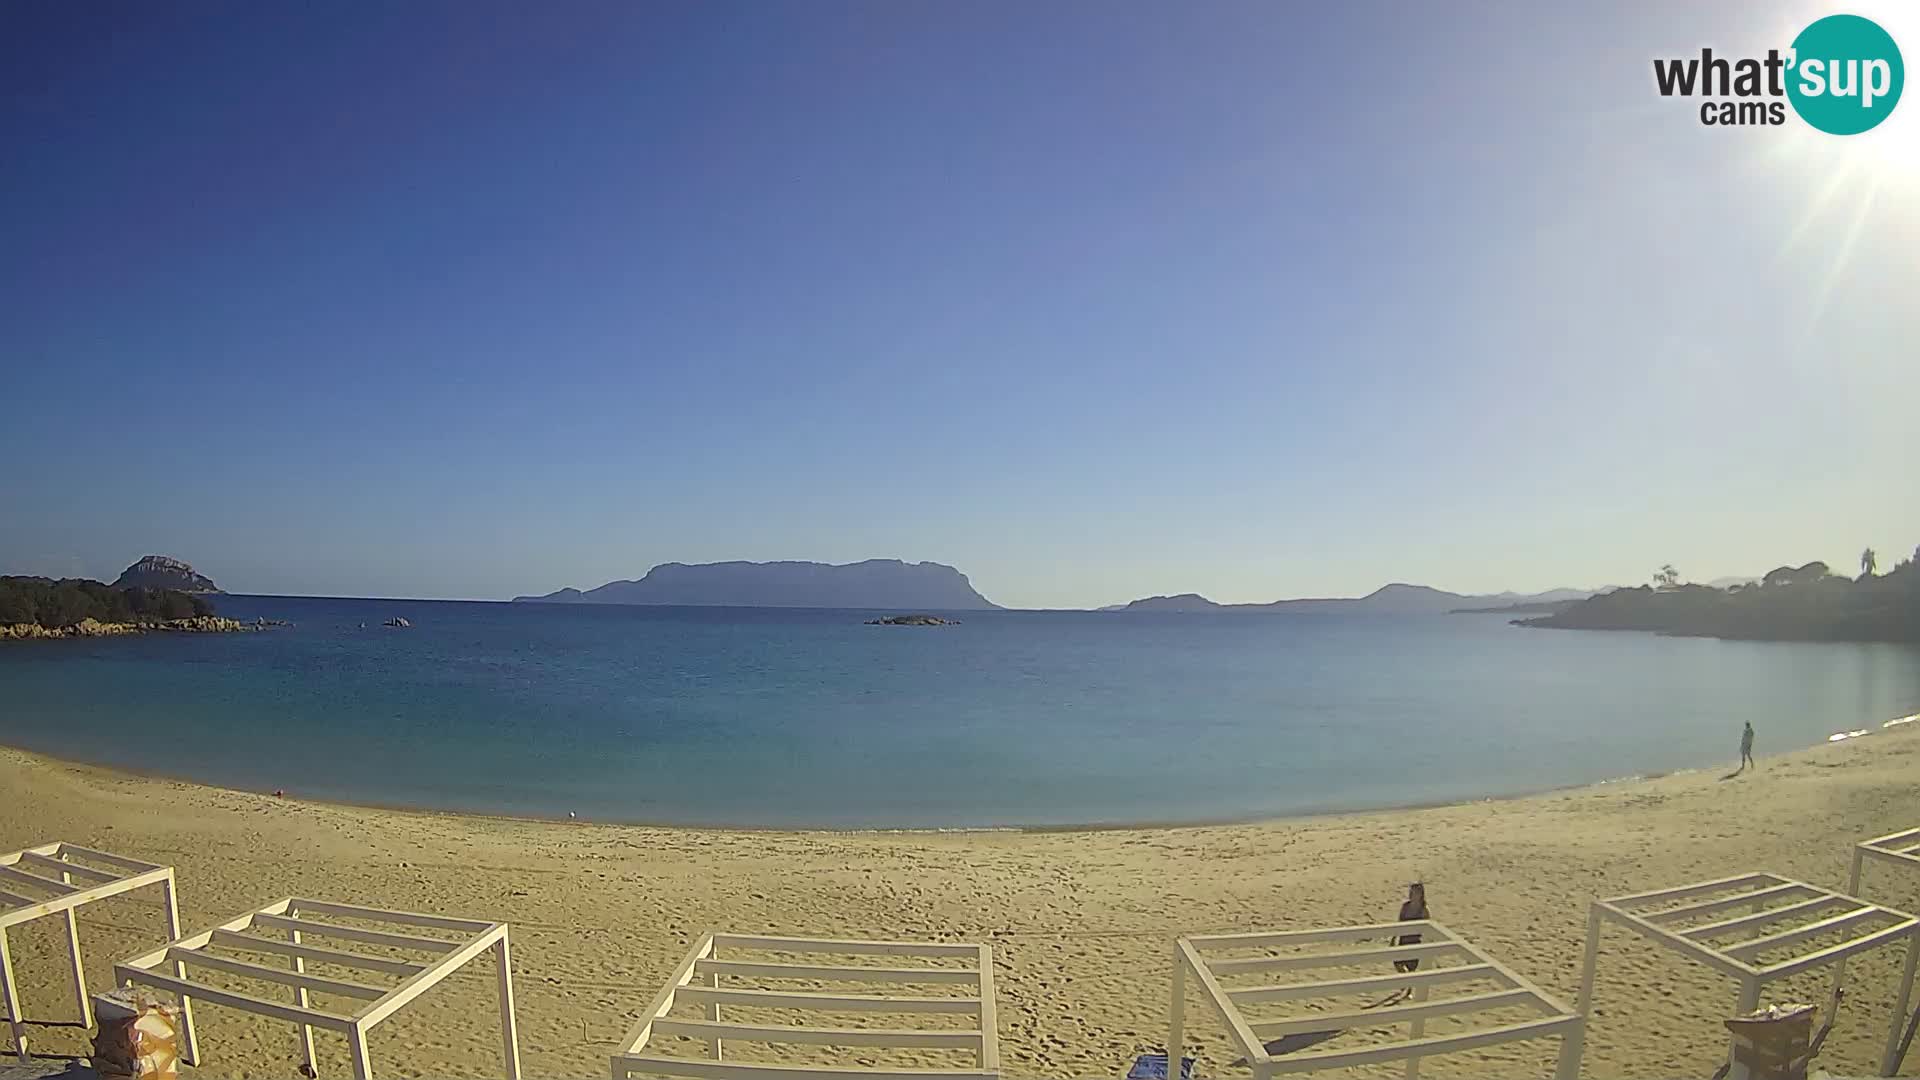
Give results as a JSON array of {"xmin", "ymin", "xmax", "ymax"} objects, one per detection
[
  {"xmin": 515, "ymin": 559, "xmax": 1000, "ymax": 610},
  {"xmin": 0, "ymin": 574, "xmax": 258, "ymax": 641},
  {"xmin": 865, "ymin": 614, "xmax": 959, "ymax": 626},
  {"xmin": 112, "ymin": 554, "xmax": 222, "ymax": 593},
  {"xmin": 1105, "ymin": 583, "xmax": 1593, "ymax": 615},
  {"xmin": 1519, "ymin": 551, "xmax": 1920, "ymax": 643}
]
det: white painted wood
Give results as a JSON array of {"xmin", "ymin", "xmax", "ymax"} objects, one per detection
[
  {"xmin": 1226, "ymin": 962, "xmax": 1501, "ymax": 1003},
  {"xmin": 694, "ymin": 959, "xmax": 979, "ymax": 984},
  {"xmin": 1189, "ymin": 919, "xmax": 1446, "ymax": 948},
  {"xmin": 1180, "ymin": 924, "xmax": 1578, "ymax": 1079},
  {"xmin": 1177, "ymin": 938, "xmax": 1266, "ymax": 1066},
  {"xmin": 712, "ymin": 934, "xmax": 980, "ymax": 958},
  {"xmin": 1882, "ymin": 934, "xmax": 1920, "ymax": 1076},
  {"xmin": 1167, "ymin": 941, "xmax": 1184, "ymax": 1080},
  {"xmin": 1681, "ymin": 895, "xmax": 1851, "ymax": 940},
  {"xmin": 288, "ymin": 922, "xmax": 317, "ymax": 1077},
  {"xmin": 620, "ymin": 934, "xmax": 714, "ymax": 1055},
  {"xmin": 2, "ymin": 927, "xmax": 25, "ymax": 1064},
  {"xmin": 354, "ymin": 923, "xmax": 505, "ymax": 1027},
  {"xmin": 975, "ymin": 944, "xmax": 997, "ymax": 1072},
  {"xmin": 162, "ymin": 871, "xmax": 198, "ymax": 1066},
  {"xmin": 1595, "ymin": 904, "xmax": 1756, "ymax": 979},
  {"xmin": 170, "ymin": 947, "xmax": 390, "ymax": 998},
  {"xmin": 51, "ymin": 844, "xmax": 165, "ymax": 873},
  {"xmin": 496, "ymin": 930, "xmax": 523, "ymax": 1080},
  {"xmin": 1404, "ymin": 982, "xmax": 1430, "ymax": 1080},
  {"xmin": 677, "ymin": 986, "xmax": 981, "ymax": 1013},
  {"xmin": 252, "ymin": 913, "xmax": 463, "ymax": 954},
  {"xmin": 1266, "ymin": 1015, "xmax": 1578, "ymax": 1073},
  {"xmin": 1641, "ymin": 883, "xmax": 1815, "ymax": 925},
  {"xmin": 348, "ymin": 1022, "xmax": 374, "ymax": 1080},
  {"xmin": 208, "ymin": 929, "xmax": 429, "ymax": 975},
  {"xmin": 1724, "ymin": 907, "xmax": 1882, "ymax": 960},
  {"xmin": 1610, "ymin": 873, "xmax": 1776, "ymax": 907},
  {"xmin": 653, "ymin": 1019, "xmax": 985, "ymax": 1049},
  {"xmin": 1206, "ymin": 941, "xmax": 1465, "ymax": 975},
  {"xmin": 20, "ymin": 851, "xmax": 116, "ymax": 885},
  {"xmin": 291, "ymin": 897, "xmax": 494, "ymax": 932},
  {"xmin": 1760, "ymin": 918, "xmax": 1919, "ymax": 977},
  {"xmin": 1249, "ymin": 986, "xmax": 1536, "ymax": 1038},
  {"xmin": 614, "ymin": 1056, "xmax": 988, "ymax": 1080},
  {"xmin": 114, "ymin": 965, "xmax": 358, "ymax": 1030},
  {"xmin": 619, "ymin": 933, "xmax": 994, "ymax": 1080},
  {"xmin": 120, "ymin": 895, "xmax": 518, "ymax": 1078},
  {"xmin": 0, "ymin": 866, "xmax": 73, "ymax": 896}
]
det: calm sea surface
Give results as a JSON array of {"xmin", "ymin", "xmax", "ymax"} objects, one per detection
[{"xmin": 2, "ymin": 596, "xmax": 1916, "ymax": 828}]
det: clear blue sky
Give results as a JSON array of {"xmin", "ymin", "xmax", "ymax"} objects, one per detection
[{"xmin": 4, "ymin": 1, "xmax": 1916, "ymax": 607}]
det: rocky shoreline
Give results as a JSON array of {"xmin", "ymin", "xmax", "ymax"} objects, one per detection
[{"xmin": 0, "ymin": 615, "xmax": 277, "ymax": 642}]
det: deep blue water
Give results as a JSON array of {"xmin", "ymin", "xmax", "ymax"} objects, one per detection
[{"xmin": 1, "ymin": 596, "xmax": 1917, "ymax": 828}]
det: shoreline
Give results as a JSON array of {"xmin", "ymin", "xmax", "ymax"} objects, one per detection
[
  {"xmin": 4, "ymin": 725, "xmax": 1919, "ymax": 1077},
  {"xmin": 3, "ymin": 709, "xmax": 1910, "ymax": 833}
]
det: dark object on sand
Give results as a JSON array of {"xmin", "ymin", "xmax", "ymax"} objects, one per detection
[{"xmin": 1394, "ymin": 881, "xmax": 1428, "ymax": 972}]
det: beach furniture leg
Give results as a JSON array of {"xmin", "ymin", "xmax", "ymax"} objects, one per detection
[
  {"xmin": 708, "ymin": 967, "xmax": 723, "ymax": 1060},
  {"xmin": 1730, "ymin": 978, "xmax": 1761, "ymax": 1079},
  {"xmin": 2, "ymin": 927, "xmax": 26, "ymax": 1063},
  {"xmin": 495, "ymin": 931, "xmax": 523, "ymax": 1080},
  {"xmin": 1168, "ymin": 942, "xmax": 1185, "ymax": 1080},
  {"xmin": 1849, "ymin": 845, "xmax": 1865, "ymax": 896},
  {"xmin": 161, "ymin": 872, "xmax": 199, "ymax": 1065},
  {"xmin": 1554, "ymin": 1019, "xmax": 1587, "ymax": 1080},
  {"xmin": 1572, "ymin": 905, "xmax": 1601, "ymax": 1017},
  {"xmin": 1404, "ymin": 982, "xmax": 1429, "ymax": 1080},
  {"xmin": 1882, "ymin": 935, "xmax": 1920, "ymax": 1076},
  {"xmin": 348, "ymin": 1022, "xmax": 374, "ymax": 1080},
  {"xmin": 58, "ymin": 866, "xmax": 91, "ymax": 1030},
  {"xmin": 288, "ymin": 923, "xmax": 318, "ymax": 1074}
]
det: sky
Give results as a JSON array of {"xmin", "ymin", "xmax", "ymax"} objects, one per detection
[{"xmin": 3, "ymin": 1, "xmax": 1917, "ymax": 609}]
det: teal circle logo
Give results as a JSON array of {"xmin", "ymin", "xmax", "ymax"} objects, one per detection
[{"xmin": 1787, "ymin": 14, "xmax": 1903, "ymax": 134}]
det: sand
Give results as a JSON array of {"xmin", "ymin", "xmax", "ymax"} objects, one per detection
[{"xmin": 2, "ymin": 728, "xmax": 1917, "ymax": 1080}]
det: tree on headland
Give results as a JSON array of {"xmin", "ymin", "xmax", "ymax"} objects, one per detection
[
  {"xmin": 1861, "ymin": 548, "xmax": 1877, "ymax": 577},
  {"xmin": 1653, "ymin": 565, "xmax": 1681, "ymax": 590}
]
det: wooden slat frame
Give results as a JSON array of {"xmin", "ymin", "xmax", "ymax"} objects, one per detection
[
  {"xmin": 1172, "ymin": 920, "xmax": 1581, "ymax": 1080},
  {"xmin": 1575, "ymin": 870, "xmax": 1920, "ymax": 1078},
  {"xmin": 114, "ymin": 896, "xmax": 521, "ymax": 1080},
  {"xmin": 612, "ymin": 932, "xmax": 997, "ymax": 1080},
  {"xmin": 2, "ymin": 841, "xmax": 183, "ymax": 1065}
]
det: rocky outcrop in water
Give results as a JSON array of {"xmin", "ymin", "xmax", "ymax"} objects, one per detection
[
  {"xmin": 112, "ymin": 555, "xmax": 221, "ymax": 593},
  {"xmin": 0, "ymin": 615, "xmax": 261, "ymax": 641},
  {"xmin": 864, "ymin": 614, "xmax": 959, "ymax": 626}
]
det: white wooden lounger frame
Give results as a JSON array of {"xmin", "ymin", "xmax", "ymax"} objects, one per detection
[
  {"xmin": 1170, "ymin": 920, "xmax": 1584, "ymax": 1080},
  {"xmin": 114, "ymin": 897, "xmax": 521, "ymax": 1080},
  {"xmin": 611, "ymin": 932, "xmax": 999, "ymax": 1080},
  {"xmin": 1574, "ymin": 871, "xmax": 1920, "ymax": 1077},
  {"xmin": 1851, "ymin": 826, "xmax": 1920, "ymax": 898},
  {"xmin": 1, "ymin": 842, "xmax": 182, "ymax": 1064}
]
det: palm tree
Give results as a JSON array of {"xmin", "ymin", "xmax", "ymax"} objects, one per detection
[{"xmin": 1862, "ymin": 548, "xmax": 1878, "ymax": 577}]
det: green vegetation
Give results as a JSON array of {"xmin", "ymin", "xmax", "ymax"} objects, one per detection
[
  {"xmin": 0, "ymin": 576, "xmax": 215, "ymax": 629},
  {"xmin": 1520, "ymin": 545, "xmax": 1920, "ymax": 642}
]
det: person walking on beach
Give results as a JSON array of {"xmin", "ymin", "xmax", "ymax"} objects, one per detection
[
  {"xmin": 1393, "ymin": 882, "xmax": 1428, "ymax": 972},
  {"xmin": 1739, "ymin": 721, "xmax": 1756, "ymax": 773}
]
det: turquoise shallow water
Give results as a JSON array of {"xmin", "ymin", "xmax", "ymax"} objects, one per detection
[{"xmin": 1, "ymin": 596, "xmax": 1916, "ymax": 828}]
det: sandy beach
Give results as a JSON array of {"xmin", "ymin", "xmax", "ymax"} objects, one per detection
[{"xmin": 2, "ymin": 729, "xmax": 1917, "ymax": 1079}]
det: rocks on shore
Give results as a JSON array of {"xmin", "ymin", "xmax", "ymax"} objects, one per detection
[
  {"xmin": 0, "ymin": 615, "xmax": 269, "ymax": 642},
  {"xmin": 864, "ymin": 614, "xmax": 959, "ymax": 626}
]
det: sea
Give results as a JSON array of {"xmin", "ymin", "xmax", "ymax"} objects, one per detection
[{"xmin": 1, "ymin": 595, "xmax": 1916, "ymax": 829}]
